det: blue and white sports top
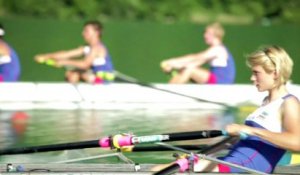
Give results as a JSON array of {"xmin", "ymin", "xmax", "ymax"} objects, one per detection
[
  {"xmin": 245, "ymin": 95, "xmax": 292, "ymax": 133},
  {"xmin": 83, "ymin": 44, "xmax": 114, "ymax": 73},
  {"xmin": 209, "ymin": 47, "xmax": 235, "ymax": 84},
  {"xmin": 0, "ymin": 41, "xmax": 21, "ymax": 82}
]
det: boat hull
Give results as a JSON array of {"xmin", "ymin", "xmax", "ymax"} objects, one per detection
[{"xmin": 1, "ymin": 163, "xmax": 299, "ymax": 174}]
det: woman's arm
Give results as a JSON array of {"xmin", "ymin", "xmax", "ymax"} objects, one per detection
[
  {"xmin": 188, "ymin": 45, "xmax": 227, "ymax": 67},
  {"xmin": 161, "ymin": 45, "xmax": 224, "ymax": 72},
  {"xmin": 0, "ymin": 43, "xmax": 11, "ymax": 65},
  {"xmin": 226, "ymin": 97, "xmax": 300, "ymax": 151},
  {"xmin": 56, "ymin": 46, "xmax": 106, "ymax": 70},
  {"xmin": 160, "ymin": 53, "xmax": 198, "ymax": 72},
  {"xmin": 35, "ymin": 46, "xmax": 84, "ymax": 62},
  {"xmin": 253, "ymin": 97, "xmax": 300, "ymax": 151}
]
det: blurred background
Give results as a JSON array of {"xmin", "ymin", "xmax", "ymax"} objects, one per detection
[
  {"xmin": 1, "ymin": 0, "xmax": 300, "ymax": 165},
  {"xmin": 0, "ymin": 0, "xmax": 299, "ymax": 83}
]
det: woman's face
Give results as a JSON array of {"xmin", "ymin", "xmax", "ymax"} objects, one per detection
[
  {"xmin": 82, "ymin": 24, "xmax": 99, "ymax": 42},
  {"xmin": 250, "ymin": 65, "xmax": 276, "ymax": 92},
  {"xmin": 203, "ymin": 28, "xmax": 215, "ymax": 45}
]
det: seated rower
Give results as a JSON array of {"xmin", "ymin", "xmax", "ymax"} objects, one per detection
[
  {"xmin": 160, "ymin": 22, "xmax": 235, "ymax": 84},
  {"xmin": 155, "ymin": 45, "xmax": 300, "ymax": 174},
  {"xmin": 0, "ymin": 23, "xmax": 21, "ymax": 82},
  {"xmin": 35, "ymin": 20, "xmax": 114, "ymax": 84}
]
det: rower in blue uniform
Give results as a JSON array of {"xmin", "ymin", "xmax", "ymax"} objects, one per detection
[
  {"xmin": 35, "ymin": 20, "xmax": 114, "ymax": 84},
  {"xmin": 0, "ymin": 23, "xmax": 21, "ymax": 82}
]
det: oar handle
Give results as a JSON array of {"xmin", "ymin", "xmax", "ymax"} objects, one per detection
[
  {"xmin": 154, "ymin": 154, "xmax": 196, "ymax": 175},
  {"xmin": 153, "ymin": 163, "xmax": 181, "ymax": 175},
  {"xmin": 36, "ymin": 57, "xmax": 57, "ymax": 66},
  {"xmin": 222, "ymin": 130, "xmax": 248, "ymax": 140}
]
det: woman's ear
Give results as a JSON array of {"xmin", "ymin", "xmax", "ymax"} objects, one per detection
[{"xmin": 273, "ymin": 70, "xmax": 279, "ymax": 80}]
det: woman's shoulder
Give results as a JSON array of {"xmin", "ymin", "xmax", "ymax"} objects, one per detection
[
  {"xmin": 206, "ymin": 44, "xmax": 228, "ymax": 58},
  {"xmin": 282, "ymin": 94, "xmax": 300, "ymax": 110},
  {"xmin": 0, "ymin": 41, "xmax": 9, "ymax": 54},
  {"xmin": 208, "ymin": 44, "xmax": 227, "ymax": 52}
]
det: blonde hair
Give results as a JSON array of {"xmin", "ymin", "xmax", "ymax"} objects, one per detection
[
  {"xmin": 206, "ymin": 22, "xmax": 225, "ymax": 40},
  {"xmin": 246, "ymin": 45, "xmax": 293, "ymax": 85}
]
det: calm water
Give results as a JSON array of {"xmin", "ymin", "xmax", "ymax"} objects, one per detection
[{"xmin": 0, "ymin": 108, "xmax": 239, "ymax": 164}]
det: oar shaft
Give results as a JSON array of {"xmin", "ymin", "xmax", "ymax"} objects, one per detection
[
  {"xmin": 166, "ymin": 130, "xmax": 224, "ymax": 141},
  {"xmin": 154, "ymin": 136, "xmax": 264, "ymax": 175},
  {"xmin": 112, "ymin": 130, "xmax": 224, "ymax": 147},
  {"xmin": 0, "ymin": 140, "xmax": 99, "ymax": 155},
  {"xmin": 0, "ymin": 130, "xmax": 225, "ymax": 155},
  {"xmin": 198, "ymin": 136, "xmax": 238, "ymax": 154},
  {"xmin": 153, "ymin": 136, "xmax": 235, "ymax": 175},
  {"xmin": 121, "ymin": 144, "xmax": 208, "ymax": 152},
  {"xmin": 114, "ymin": 71, "xmax": 229, "ymax": 107}
]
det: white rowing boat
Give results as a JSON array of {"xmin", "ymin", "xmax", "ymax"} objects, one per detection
[
  {"xmin": 1, "ymin": 82, "xmax": 299, "ymax": 110},
  {"xmin": 1, "ymin": 130, "xmax": 300, "ymax": 175},
  {"xmin": 0, "ymin": 163, "xmax": 299, "ymax": 174}
]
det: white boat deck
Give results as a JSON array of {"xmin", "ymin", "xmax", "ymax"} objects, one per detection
[
  {"xmin": 1, "ymin": 82, "xmax": 299, "ymax": 110},
  {"xmin": 0, "ymin": 163, "xmax": 299, "ymax": 174}
]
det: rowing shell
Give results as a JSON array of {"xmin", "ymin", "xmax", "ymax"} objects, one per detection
[{"xmin": 1, "ymin": 163, "xmax": 299, "ymax": 174}]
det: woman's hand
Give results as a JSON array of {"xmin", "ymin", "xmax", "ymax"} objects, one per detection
[
  {"xmin": 34, "ymin": 54, "xmax": 48, "ymax": 63},
  {"xmin": 160, "ymin": 60, "xmax": 173, "ymax": 73},
  {"xmin": 225, "ymin": 123, "xmax": 254, "ymax": 136}
]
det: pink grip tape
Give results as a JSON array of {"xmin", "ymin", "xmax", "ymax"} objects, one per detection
[
  {"xmin": 99, "ymin": 137, "xmax": 110, "ymax": 147},
  {"xmin": 176, "ymin": 158, "xmax": 189, "ymax": 172},
  {"xmin": 118, "ymin": 135, "xmax": 132, "ymax": 147}
]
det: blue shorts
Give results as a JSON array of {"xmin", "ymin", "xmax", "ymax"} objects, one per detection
[{"xmin": 217, "ymin": 140, "xmax": 285, "ymax": 173}]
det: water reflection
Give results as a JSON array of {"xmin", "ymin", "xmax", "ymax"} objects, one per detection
[
  {"xmin": 0, "ymin": 111, "xmax": 29, "ymax": 148},
  {"xmin": 0, "ymin": 108, "xmax": 236, "ymax": 163}
]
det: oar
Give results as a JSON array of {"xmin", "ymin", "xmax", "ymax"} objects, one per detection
[
  {"xmin": 114, "ymin": 71, "xmax": 230, "ymax": 107},
  {"xmin": 36, "ymin": 62, "xmax": 248, "ymax": 109},
  {"xmin": 154, "ymin": 141, "xmax": 270, "ymax": 175},
  {"xmin": 0, "ymin": 140, "xmax": 100, "ymax": 155},
  {"xmin": 197, "ymin": 136, "xmax": 238, "ymax": 155},
  {"xmin": 120, "ymin": 144, "xmax": 209, "ymax": 152},
  {"xmin": 153, "ymin": 136, "xmax": 237, "ymax": 175},
  {"xmin": 0, "ymin": 130, "xmax": 227, "ymax": 155}
]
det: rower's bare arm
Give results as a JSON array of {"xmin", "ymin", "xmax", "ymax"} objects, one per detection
[
  {"xmin": 0, "ymin": 43, "xmax": 9, "ymax": 55},
  {"xmin": 0, "ymin": 43, "xmax": 11, "ymax": 65},
  {"xmin": 161, "ymin": 49, "xmax": 211, "ymax": 72},
  {"xmin": 252, "ymin": 97, "xmax": 300, "ymax": 151},
  {"xmin": 35, "ymin": 47, "xmax": 84, "ymax": 62},
  {"xmin": 56, "ymin": 46, "xmax": 104, "ymax": 70},
  {"xmin": 189, "ymin": 51, "xmax": 211, "ymax": 67},
  {"xmin": 187, "ymin": 45, "xmax": 227, "ymax": 68},
  {"xmin": 161, "ymin": 54, "xmax": 195, "ymax": 71}
]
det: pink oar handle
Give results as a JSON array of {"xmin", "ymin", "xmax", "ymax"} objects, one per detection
[
  {"xmin": 99, "ymin": 135, "xmax": 133, "ymax": 148},
  {"xmin": 99, "ymin": 137, "xmax": 110, "ymax": 147},
  {"xmin": 176, "ymin": 158, "xmax": 189, "ymax": 172},
  {"xmin": 113, "ymin": 135, "xmax": 132, "ymax": 148}
]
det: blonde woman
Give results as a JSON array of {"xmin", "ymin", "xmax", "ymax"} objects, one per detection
[
  {"xmin": 193, "ymin": 45, "xmax": 300, "ymax": 173},
  {"xmin": 160, "ymin": 22, "xmax": 235, "ymax": 84}
]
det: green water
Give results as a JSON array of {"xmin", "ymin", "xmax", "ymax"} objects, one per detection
[{"xmin": 0, "ymin": 108, "xmax": 238, "ymax": 164}]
